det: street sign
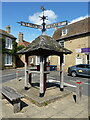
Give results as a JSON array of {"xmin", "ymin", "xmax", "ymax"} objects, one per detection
[
  {"xmin": 46, "ymin": 21, "xmax": 67, "ymax": 29},
  {"xmin": 18, "ymin": 21, "xmax": 42, "ymax": 29},
  {"xmin": 18, "ymin": 7, "xmax": 68, "ymax": 33}
]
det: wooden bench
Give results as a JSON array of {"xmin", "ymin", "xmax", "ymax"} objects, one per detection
[{"xmin": 2, "ymin": 86, "xmax": 24, "ymax": 113}]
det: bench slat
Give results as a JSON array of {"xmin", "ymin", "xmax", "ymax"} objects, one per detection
[{"xmin": 2, "ymin": 86, "xmax": 23, "ymax": 101}]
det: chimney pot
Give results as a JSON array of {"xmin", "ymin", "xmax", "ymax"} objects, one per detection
[
  {"xmin": 6, "ymin": 25, "xmax": 11, "ymax": 33},
  {"xmin": 18, "ymin": 32, "xmax": 23, "ymax": 42}
]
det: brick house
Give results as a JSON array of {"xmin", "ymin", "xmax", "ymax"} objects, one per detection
[
  {"xmin": 51, "ymin": 17, "xmax": 90, "ymax": 71},
  {"xmin": 0, "ymin": 25, "xmax": 17, "ymax": 69},
  {"xmin": 17, "ymin": 32, "xmax": 42, "ymax": 67},
  {"xmin": 17, "ymin": 32, "xmax": 30, "ymax": 67}
]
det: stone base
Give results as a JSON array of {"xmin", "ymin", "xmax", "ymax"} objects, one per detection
[{"xmin": 21, "ymin": 86, "xmax": 71, "ymax": 107}]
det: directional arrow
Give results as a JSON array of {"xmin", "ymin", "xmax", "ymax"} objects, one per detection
[
  {"xmin": 46, "ymin": 21, "xmax": 67, "ymax": 29},
  {"xmin": 17, "ymin": 21, "xmax": 42, "ymax": 29}
]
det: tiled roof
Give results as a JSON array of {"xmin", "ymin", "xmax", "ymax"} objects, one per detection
[
  {"xmin": 0, "ymin": 29, "xmax": 16, "ymax": 39},
  {"xmin": 18, "ymin": 40, "xmax": 30, "ymax": 47},
  {"xmin": 53, "ymin": 17, "xmax": 90, "ymax": 40},
  {"xmin": 17, "ymin": 35, "xmax": 72, "ymax": 55},
  {"xmin": 23, "ymin": 40, "xmax": 30, "ymax": 47}
]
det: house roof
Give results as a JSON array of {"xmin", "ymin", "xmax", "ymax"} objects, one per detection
[
  {"xmin": 17, "ymin": 40, "xmax": 30, "ymax": 47},
  {"xmin": 17, "ymin": 35, "xmax": 72, "ymax": 56},
  {"xmin": 53, "ymin": 17, "xmax": 90, "ymax": 41},
  {"xmin": 0, "ymin": 29, "xmax": 16, "ymax": 39}
]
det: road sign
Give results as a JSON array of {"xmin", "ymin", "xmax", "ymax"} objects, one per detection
[
  {"xmin": 46, "ymin": 21, "xmax": 67, "ymax": 29},
  {"xmin": 18, "ymin": 21, "xmax": 42, "ymax": 29}
]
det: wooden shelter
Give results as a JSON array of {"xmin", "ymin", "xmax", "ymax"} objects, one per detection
[{"xmin": 17, "ymin": 34, "xmax": 72, "ymax": 97}]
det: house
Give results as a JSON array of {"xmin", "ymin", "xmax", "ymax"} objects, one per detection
[
  {"xmin": 0, "ymin": 25, "xmax": 17, "ymax": 69},
  {"xmin": 17, "ymin": 32, "xmax": 42, "ymax": 67},
  {"xmin": 51, "ymin": 17, "xmax": 90, "ymax": 71},
  {"xmin": 17, "ymin": 32, "xmax": 30, "ymax": 67}
]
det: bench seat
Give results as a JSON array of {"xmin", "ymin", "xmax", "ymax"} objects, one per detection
[{"xmin": 2, "ymin": 86, "xmax": 24, "ymax": 113}]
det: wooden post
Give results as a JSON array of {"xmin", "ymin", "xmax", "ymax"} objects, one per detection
[
  {"xmin": 39, "ymin": 56, "xmax": 44, "ymax": 97},
  {"xmin": 44, "ymin": 57, "xmax": 47, "ymax": 93},
  {"xmin": 76, "ymin": 81, "xmax": 82, "ymax": 103},
  {"xmin": 24, "ymin": 54, "xmax": 28, "ymax": 90},
  {"xmin": 60, "ymin": 54, "xmax": 64, "ymax": 91},
  {"xmin": 29, "ymin": 73, "xmax": 32, "ymax": 85}
]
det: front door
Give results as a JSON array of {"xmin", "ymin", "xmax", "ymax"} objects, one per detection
[{"xmin": 76, "ymin": 57, "xmax": 83, "ymax": 65}]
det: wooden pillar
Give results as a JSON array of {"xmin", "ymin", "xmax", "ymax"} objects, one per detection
[
  {"xmin": 24, "ymin": 54, "xmax": 28, "ymax": 90},
  {"xmin": 60, "ymin": 54, "xmax": 64, "ymax": 91},
  {"xmin": 44, "ymin": 57, "xmax": 47, "ymax": 93},
  {"xmin": 39, "ymin": 56, "xmax": 44, "ymax": 97}
]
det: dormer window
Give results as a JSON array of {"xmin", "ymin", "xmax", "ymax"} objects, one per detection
[
  {"xmin": 62, "ymin": 29, "xmax": 67, "ymax": 36},
  {"xmin": 59, "ymin": 40, "xmax": 64, "ymax": 47},
  {"xmin": 5, "ymin": 37, "xmax": 12, "ymax": 49}
]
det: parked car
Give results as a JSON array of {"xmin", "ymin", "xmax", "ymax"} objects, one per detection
[{"xmin": 68, "ymin": 64, "xmax": 90, "ymax": 77}]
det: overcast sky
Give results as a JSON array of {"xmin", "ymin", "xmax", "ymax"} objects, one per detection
[{"xmin": 2, "ymin": 2, "xmax": 88, "ymax": 42}]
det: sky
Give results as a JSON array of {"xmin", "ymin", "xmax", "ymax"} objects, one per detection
[{"xmin": 2, "ymin": 2, "xmax": 88, "ymax": 42}]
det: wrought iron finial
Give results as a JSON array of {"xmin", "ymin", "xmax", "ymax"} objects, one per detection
[
  {"xmin": 40, "ymin": 6, "xmax": 47, "ymax": 34},
  {"xmin": 40, "ymin": 6, "xmax": 45, "ymax": 11},
  {"xmin": 18, "ymin": 6, "xmax": 67, "ymax": 34}
]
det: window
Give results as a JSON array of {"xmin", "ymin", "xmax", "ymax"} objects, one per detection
[
  {"xmin": 76, "ymin": 65, "xmax": 86, "ymax": 68},
  {"xmin": 62, "ymin": 29, "xmax": 67, "ymax": 36},
  {"xmin": 4, "ymin": 54, "xmax": 12, "ymax": 66},
  {"xmin": 86, "ymin": 65, "xmax": 90, "ymax": 68},
  {"xmin": 86, "ymin": 54, "xmax": 90, "ymax": 64},
  {"xmin": 5, "ymin": 37, "xmax": 12, "ymax": 49},
  {"xmin": 36, "ymin": 56, "xmax": 40, "ymax": 65},
  {"xmin": 59, "ymin": 40, "xmax": 64, "ymax": 47},
  {"xmin": 30, "ymin": 58, "xmax": 33, "ymax": 64}
]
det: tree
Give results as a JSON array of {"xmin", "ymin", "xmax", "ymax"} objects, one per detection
[{"xmin": 17, "ymin": 45, "xmax": 25, "ymax": 52}]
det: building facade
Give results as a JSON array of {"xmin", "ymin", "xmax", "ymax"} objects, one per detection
[
  {"xmin": 52, "ymin": 17, "xmax": 90, "ymax": 71},
  {"xmin": 17, "ymin": 33, "xmax": 44, "ymax": 67},
  {"xmin": 17, "ymin": 32, "xmax": 30, "ymax": 67},
  {"xmin": 1, "ymin": 25, "xmax": 17, "ymax": 69}
]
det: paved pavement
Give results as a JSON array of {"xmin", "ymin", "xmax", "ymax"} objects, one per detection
[{"xmin": 1, "ymin": 74, "xmax": 90, "ymax": 119}]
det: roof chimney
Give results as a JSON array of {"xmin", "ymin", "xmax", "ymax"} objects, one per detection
[
  {"xmin": 18, "ymin": 32, "xmax": 23, "ymax": 42},
  {"xmin": 55, "ymin": 27, "xmax": 58, "ymax": 30},
  {"xmin": 6, "ymin": 25, "xmax": 11, "ymax": 33}
]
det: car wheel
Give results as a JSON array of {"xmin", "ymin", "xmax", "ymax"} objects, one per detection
[{"xmin": 71, "ymin": 71, "xmax": 77, "ymax": 77}]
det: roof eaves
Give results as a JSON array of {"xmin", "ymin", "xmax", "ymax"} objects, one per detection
[
  {"xmin": 0, "ymin": 31, "xmax": 16, "ymax": 39},
  {"xmin": 56, "ymin": 31, "xmax": 90, "ymax": 41}
]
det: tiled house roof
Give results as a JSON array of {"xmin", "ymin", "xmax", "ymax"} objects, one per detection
[
  {"xmin": 17, "ymin": 35, "xmax": 72, "ymax": 55},
  {"xmin": 17, "ymin": 40, "xmax": 30, "ymax": 47},
  {"xmin": 53, "ymin": 17, "xmax": 90, "ymax": 41},
  {"xmin": 0, "ymin": 29, "xmax": 16, "ymax": 39}
]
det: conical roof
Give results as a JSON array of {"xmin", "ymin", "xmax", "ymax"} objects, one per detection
[{"xmin": 17, "ymin": 35, "xmax": 72, "ymax": 56}]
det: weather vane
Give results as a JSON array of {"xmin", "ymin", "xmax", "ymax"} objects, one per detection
[
  {"xmin": 17, "ymin": 6, "xmax": 67, "ymax": 34},
  {"xmin": 39, "ymin": 6, "xmax": 47, "ymax": 33}
]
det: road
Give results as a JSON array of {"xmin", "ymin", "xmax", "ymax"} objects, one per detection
[
  {"xmin": 1, "ymin": 68, "xmax": 89, "ymax": 96},
  {"xmin": 1, "ymin": 68, "xmax": 25, "ymax": 83},
  {"xmin": 47, "ymin": 71, "xmax": 89, "ymax": 96}
]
